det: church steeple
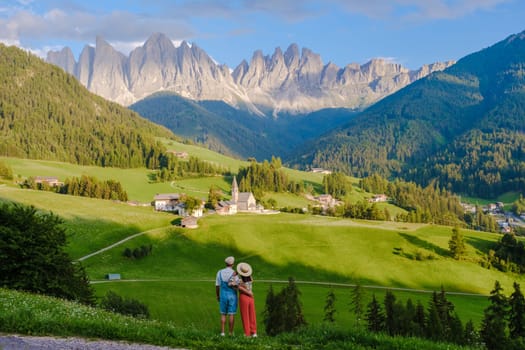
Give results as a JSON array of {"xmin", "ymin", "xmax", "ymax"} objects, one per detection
[{"xmin": 232, "ymin": 176, "xmax": 239, "ymax": 203}]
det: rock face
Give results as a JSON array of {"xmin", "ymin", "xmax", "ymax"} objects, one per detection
[{"xmin": 47, "ymin": 33, "xmax": 455, "ymax": 115}]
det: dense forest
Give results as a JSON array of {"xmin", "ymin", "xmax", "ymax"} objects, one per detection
[
  {"xmin": 0, "ymin": 44, "xmax": 173, "ymax": 169},
  {"xmin": 290, "ymin": 31, "xmax": 525, "ymax": 200}
]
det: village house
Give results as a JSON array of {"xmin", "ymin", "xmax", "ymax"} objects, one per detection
[
  {"xmin": 33, "ymin": 176, "xmax": 63, "ymax": 187},
  {"xmin": 215, "ymin": 200, "xmax": 238, "ymax": 215},
  {"xmin": 314, "ymin": 194, "xmax": 336, "ymax": 207},
  {"xmin": 173, "ymin": 201, "xmax": 205, "ymax": 217},
  {"xmin": 167, "ymin": 150, "xmax": 189, "ymax": 159},
  {"xmin": 369, "ymin": 194, "xmax": 388, "ymax": 203},
  {"xmin": 153, "ymin": 193, "xmax": 181, "ymax": 211},
  {"xmin": 310, "ymin": 167, "xmax": 332, "ymax": 174}
]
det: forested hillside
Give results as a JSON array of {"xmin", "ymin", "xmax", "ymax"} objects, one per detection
[
  {"xmin": 0, "ymin": 44, "xmax": 174, "ymax": 168},
  {"xmin": 290, "ymin": 30, "xmax": 525, "ymax": 199}
]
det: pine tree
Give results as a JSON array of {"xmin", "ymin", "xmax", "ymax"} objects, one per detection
[
  {"xmin": 323, "ymin": 288, "xmax": 336, "ymax": 323},
  {"xmin": 350, "ymin": 283, "xmax": 364, "ymax": 326},
  {"xmin": 263, "ymin": 285, "xmax": 282, "ymax": 336},
  {"xmin": 464, "ymin": 319, "xmax": 479, "ymax": 346},
  {"xmin": 281, "ymin": 277, "xmax": 307, "ymax": 332},
  {"xmin": 365, "ymin": 294, "xmax": 384, "ymax": 332},
  {"xmin": 480, "ymin": 280, "xmax": 509, "ymax": 350},
  {"xmin": 426, "ymin": 291, "xmax": 444, "ymax": 341},
  {"xmin": 449, "ymin": 226, "xmax": 466, "ymax": 260},
  {"xmin": 384, "ymin": 290, "xmax": 397, "ymax": 335},
  {"xmin": 508, "ymin": 281, "xmax": 525, "ymax": 338}
]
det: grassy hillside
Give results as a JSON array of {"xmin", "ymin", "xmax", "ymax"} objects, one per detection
[
  {"xmin": 1, "ymin": 183, "xmax": 520, "ymax": 333},
  {"xmin": 1, "ymin": 149, "xmax": 521, "ymax": 339}
]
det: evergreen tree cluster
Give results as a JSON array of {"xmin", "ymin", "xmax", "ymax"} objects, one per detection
[
  {"xmin": 340, "ymin": 200, "xmax": 388, "ymax": 221},
  {"xmin": 365, "ymin": 287, "xmax": 477, "ymax": 346},
  {"xmin": 100, "ymin": 290, "xmax": 150, "ymax": 319},
  {"xmin": 481, "ymin": 281, "xmax": 525, "ymax": 350},
  {"xmin": 410, "ymin": 130, "xmax": 525, "ymax": 199},
  {"xmin": 238, "ymin": 157, "xmax": 303, "ymax": 199},
  {"xmin": 0, "ymin": 44, "xmax": 172, "ymax": 168},
  {"xmin": 360, "ymin": 173, "xmax": 497, "ymax": 230},
  {"xmin": 322, "ymin": 172, "xmax": 352, "ymax": 199},
  {"xmin": 360, "ymin": 174, "xmax": 464, "ymax": 224},
  {"xmin": 263, "ymin": 277, "xmax": 307, "ymax": 336},
  {"xmin": 483, "ymin": 233, "xmax": 525, "ymax": 273},
  {"xmin": 0, "ymin": 202, "xmax": 94, "ymax": 304},
  {"xmin": 153, "ymin": 155, "xmax": 230, "ymax": 182},
  {"xmin": 512, "ymin": 195, "xmax": 525, "ymax": 216},
  {"xmin": 23, "ymin": 175, "xmax": 128, "ymax": 201}
]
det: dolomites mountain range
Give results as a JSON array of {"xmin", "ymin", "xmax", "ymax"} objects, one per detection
[{"xmin": 47, "ymin": 32, "xmax": 455, "ymax": 116}]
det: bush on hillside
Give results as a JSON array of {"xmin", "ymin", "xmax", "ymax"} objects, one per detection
[
  {"xmin": 0, "ymin": 202, "xmax": 95, "ymax": 304},
  {"xmin": 100, "ymin": 290, "xmax": 150, "ymax": 319}
]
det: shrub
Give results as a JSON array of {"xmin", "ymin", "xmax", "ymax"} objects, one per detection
[{"xmin": 99, "ymin": 291, "xmax": 150, "ymax": 319}]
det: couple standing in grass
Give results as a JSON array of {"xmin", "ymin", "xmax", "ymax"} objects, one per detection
[{"xmin": 215, "ymin": 256, "xmax": 257, "ymax": 337}]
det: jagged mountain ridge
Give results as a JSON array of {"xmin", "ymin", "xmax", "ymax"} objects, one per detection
[{"xmin": 47, "ymin": 33, "xmax": 454, "ymax": 115}]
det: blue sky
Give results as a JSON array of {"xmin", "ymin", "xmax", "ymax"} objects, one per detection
[{"xmin": 0, "ymin": 0, "xmax": 524, "ymax": 70}]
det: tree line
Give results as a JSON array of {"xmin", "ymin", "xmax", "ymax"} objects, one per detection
[
  {"xmin": 263, "ymin": 276, "xmax": 525, "ymax": 350},
  {"xmin": 359, "ymin": 173, "xmax": 497, "ymax": 231},
  {"xmin": 237, "ymin": 157, "xmax": 305, "ymax": 199},
  {"xmin": 22, "ymin": 175, "xmax": 128, "ymax": 202},
  {"xmin": 152, "ymin": 154, "xmax": 230, "ymax": 182}
]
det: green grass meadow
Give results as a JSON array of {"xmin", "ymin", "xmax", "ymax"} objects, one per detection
[{"xmin": 1, "ymin": 155, "xmax": 522, "ymax": 340}]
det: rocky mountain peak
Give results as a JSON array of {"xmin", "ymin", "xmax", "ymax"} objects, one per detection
[{"xmin": 46, "ymin": 33, "xmax": 454, "ymax": 115}]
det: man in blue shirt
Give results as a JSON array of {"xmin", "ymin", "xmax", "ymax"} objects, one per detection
[{"xmin": 215, "ymin": 256, "xmax": 238, "ymax": 336}]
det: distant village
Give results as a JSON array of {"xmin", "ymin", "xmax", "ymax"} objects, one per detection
[{"xmin": 28, "ymin": 173, "xmax": 525, "ymax": 233}]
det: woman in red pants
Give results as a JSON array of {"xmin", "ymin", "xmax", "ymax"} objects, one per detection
[{"xmin": 236, "ymin": 262, "xmax": 257, "ymax": 337}]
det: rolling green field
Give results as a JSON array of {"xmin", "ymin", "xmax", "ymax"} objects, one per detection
[{"xmin": 1, "ymin": 154, "xmax": 522, "ymax": 336}]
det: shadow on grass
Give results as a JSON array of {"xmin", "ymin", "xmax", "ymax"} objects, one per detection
[
  {"xmin": 466, "ymin": 236, "xmax": 496, "ymax": 256},
  {"xmin": 398, "ymin": 232, "xmax": 450, "ymax": 258}
]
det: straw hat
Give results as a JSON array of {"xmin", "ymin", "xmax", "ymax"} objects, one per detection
[
  {"xmin": 236, "ymin": 262, "xmax": 252, "ymax": 277},
  {"xmin": 225, "ymin": 256, "xmax": 235, "ymax": 265}
]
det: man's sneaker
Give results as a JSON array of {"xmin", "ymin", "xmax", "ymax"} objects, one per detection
[
  {"xmin": 220, "ymin": 333, "xmax": 225, "ymax": 337},
  {"xmin": 252, "ymin": 334, "xmax": 257, "ymax": 338}
]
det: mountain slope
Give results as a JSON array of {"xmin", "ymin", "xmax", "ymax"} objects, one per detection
[
  {"xmin": 0, "ymin": 44, "xmax": 174, "ymax": 168},
  {"xmin": 289, "ymin": 30, "xmax": 525, "ymax": 198},
  {"xmin": 130, "ymin": 92, "xmax": 358, "ymax": 160},
  {"xmin": 47, "ymin": 33, "xmax": 453, "ymax": 115}
]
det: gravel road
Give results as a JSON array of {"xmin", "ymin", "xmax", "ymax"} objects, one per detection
[{"xmin": 0, "ymin": 334, "xmax": 185, "ymax": 350}]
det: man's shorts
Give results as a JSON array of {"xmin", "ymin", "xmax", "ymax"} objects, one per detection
[{"xmin": 220, "ymin": 290, "xmax": 237, "ymax": 315}]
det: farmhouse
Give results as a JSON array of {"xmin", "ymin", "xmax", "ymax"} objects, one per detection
[
  {"xmin": 369, "ymin": 194, "xmax": 388, "ymax": 203},
  {"xmin": 215, "ymin": 200, "xmax": 238, "ymax": 215},
  {"xmin": 153, "ymin": 193, "xmax": 181, "ymax": 211},
  {"xmin": 33, "ymin": 176, "xmax": 63, "ymax": 187},
  {"xmin": 173, "ymin": 201, "xmax": 205, "ymax": 217},
  {"xmin": 167, "ymin": 150, "xmax": 189, "ymax": 159}
]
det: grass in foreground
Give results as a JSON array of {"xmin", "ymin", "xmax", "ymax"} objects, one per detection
[{"xmin": 0, "ymin": 288, "xmax": 481, "ymax": 350}]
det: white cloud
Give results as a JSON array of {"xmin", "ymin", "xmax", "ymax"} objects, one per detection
[{"xmin": 329, "ymin": 0, "xmax": 512, "ymax": 20}]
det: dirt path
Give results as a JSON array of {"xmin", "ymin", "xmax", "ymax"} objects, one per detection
[
  {"xmin": 77, "ymin": 226, "xmax": 173, "ymax": 261},
  {"xmin": 0, "ymin": 334, "xmax": 185, "ymax": 350}
]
